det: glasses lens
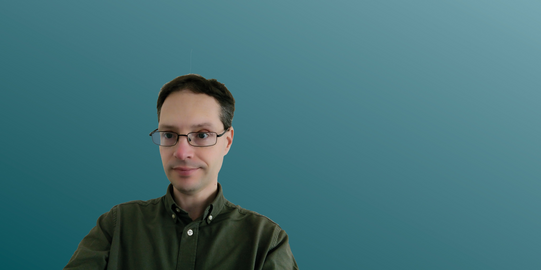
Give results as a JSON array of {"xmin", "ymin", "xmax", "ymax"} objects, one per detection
[
  {"xmin": 151, "ymin": 131, "xmax": 177, "ymax": 146},
  {"xmin": 188, "ymin": 132, "xmax": 217, "ymax": 146}
]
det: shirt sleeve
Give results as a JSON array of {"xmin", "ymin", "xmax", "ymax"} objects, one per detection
[
  {"xmin": 262, "ymin": 226, "xmax": 299, "ymax": 270},
  {"xmin": 63, "ymin": 206, "xmax": 116, "ymax": 270}
]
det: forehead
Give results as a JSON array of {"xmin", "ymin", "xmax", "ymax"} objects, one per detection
[{"xmin": 159, "ymin": 90, "xmax": 222, "ymax": 130}]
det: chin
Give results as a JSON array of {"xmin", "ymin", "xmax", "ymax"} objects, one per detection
[
  {"xmin": 170, "ymin": 178, "xmax": 201, "ymax": 194},
  {"xmin": 177, "ymin": 186, "xmax": 199, "ymax": 195}
]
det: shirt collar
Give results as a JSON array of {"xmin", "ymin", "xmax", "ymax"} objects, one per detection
[{"xmin": 164, "ymin": 183, "xmax": 227, "ymax": 225}]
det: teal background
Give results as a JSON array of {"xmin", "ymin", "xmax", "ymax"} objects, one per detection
[{"xmin": 1, "ymin": 0, "xmax": 540, "ymax": 269}]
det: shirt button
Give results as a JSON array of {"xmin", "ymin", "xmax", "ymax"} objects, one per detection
[
  {"xmin": 208, "ymin": 215, "xmax": 213, "ymax": 221},
  {"xmin": 172, "ymin": 214, "xmax": 176, "ymax": 219},
  {"xmin": 187, "ymin": 229, "xmax": 193, "ymax": 236},
  {"xmin": 176, "ymin": 208, "xmax": 180, "ymax": 213}
]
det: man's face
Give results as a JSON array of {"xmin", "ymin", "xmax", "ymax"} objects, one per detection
[{"xmin": 158, "ymin": 90, "xmax": 233, "ymax": 196}]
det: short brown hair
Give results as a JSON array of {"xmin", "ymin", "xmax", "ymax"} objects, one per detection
[{"xmin": 157, "ymin": 74, "xmax": 235, "ymax": 130}]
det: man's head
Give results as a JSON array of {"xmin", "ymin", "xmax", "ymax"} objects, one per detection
[
  {"xmin": 156, "ymin": 74, "xmax": 235, "ymax": 196},
  {"xmin": 157, "ymin": 74, "xmax": 235, "ymax": 130}
]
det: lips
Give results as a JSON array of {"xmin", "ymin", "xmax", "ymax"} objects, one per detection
[{"xmin": 172, "ymin": 166, "xmax": 199, "ymax": 176}]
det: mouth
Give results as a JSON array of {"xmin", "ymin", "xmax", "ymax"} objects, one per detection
[{"xmin": 172, "ymin": 166, "xmax": 200, "ymax": 176}]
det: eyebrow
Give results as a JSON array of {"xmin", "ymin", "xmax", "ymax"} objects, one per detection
[{"xmin": 158, "ymin": 123, "xmax": 214, "ymax": 130}]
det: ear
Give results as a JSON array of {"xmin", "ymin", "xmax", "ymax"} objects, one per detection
[{"xmin": 223, "ymin": 127, "xmax": 234, "ymax": 155}]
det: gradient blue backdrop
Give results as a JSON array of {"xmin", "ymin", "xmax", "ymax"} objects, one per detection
[{"xmin": 1, "ymin": 1, "xmax": 540, "ymax": 269}]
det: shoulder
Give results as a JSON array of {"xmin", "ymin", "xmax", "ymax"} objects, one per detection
[
  {"xmin": 220, "ymin": 201, "xmax": 293, "ymax": 250},
  {"xmin": 222, "ymin": 200, "xmax": 282, "ymax": 228},
  {"xmin": 107, "ymin": 196, "xmax": 166, "ymax": 219},
  {"xmin": 115, "ymin": 196, "xmax": 163, "ymax": 208}
]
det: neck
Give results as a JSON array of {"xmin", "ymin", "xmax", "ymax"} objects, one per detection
[{"xmin": 173, "ymin": 182, "xmax": 218, "ymax": 221}]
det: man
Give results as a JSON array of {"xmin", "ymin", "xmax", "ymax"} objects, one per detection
[{"xmin": 64, "ymin": 74, "xmax": 298, "ymax": 269}]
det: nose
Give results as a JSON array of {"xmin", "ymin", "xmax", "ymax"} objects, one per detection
[{"xmin": 173, "ymin": 135, "xmax": 194, "ymax": 160}]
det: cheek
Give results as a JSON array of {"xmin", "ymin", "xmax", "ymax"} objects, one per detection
[
  {"xmin": 159, "ymin": 148, "xmax": 171, "ymax": 163},
  {"xmin": 199, "ymin": 149, "xmax": 223, "ymax": 165}
]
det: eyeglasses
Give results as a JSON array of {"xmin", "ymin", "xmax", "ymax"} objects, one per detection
[{"xmin": 149, "ymin": 129, "xmax": 228, "ymax": 147}]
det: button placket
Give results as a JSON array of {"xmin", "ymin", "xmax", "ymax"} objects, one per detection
[{"xmin": 178, "ymin": 224, "xmax": 199, "ymax": 269}]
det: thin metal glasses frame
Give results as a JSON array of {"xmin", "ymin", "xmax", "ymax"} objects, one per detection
[{"xmin": 149, "ymin": 128, "xmax": 228, "ymax": 147}]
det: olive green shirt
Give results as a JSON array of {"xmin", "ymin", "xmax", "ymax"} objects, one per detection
[{"xmin": 64, "ymin": 183, "xmax": 298, "ymax": 270}]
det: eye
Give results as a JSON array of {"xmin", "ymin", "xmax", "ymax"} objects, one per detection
[
  {"xmin": 163, "ymin": 132, "xmax": 175, "ymax": 139},
  {"xmin": 197, "ymin": 132, "xmax": 210, "ymax": 139}
]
